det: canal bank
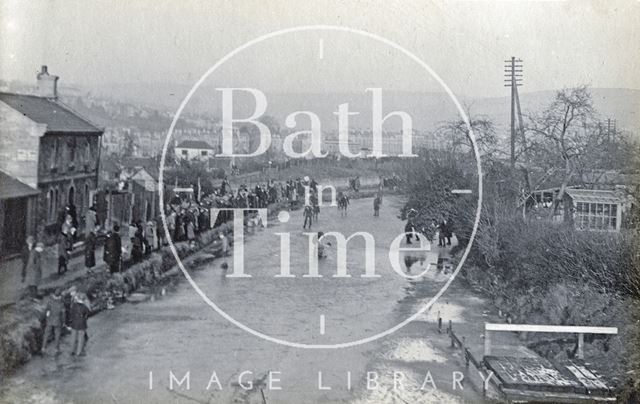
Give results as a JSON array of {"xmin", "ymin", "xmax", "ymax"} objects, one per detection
[{"xmin": 1, "ymin": 196, "xmax": 501, "ymax": 404}]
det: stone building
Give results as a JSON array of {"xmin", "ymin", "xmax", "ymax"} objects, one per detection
[
  {"xmin": 0, "ymin": 66, "xmax": 104, "ymax": 244},
  {"xmin": 175, "ymin": 139, "xmax": 216, "ymax": 161}
]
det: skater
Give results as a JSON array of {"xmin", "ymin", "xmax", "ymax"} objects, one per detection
[
  {"xmin": 338, "ymin": 192, "xmax": 349, "ymax": 217},
  {"xmin": 373, "ymin": 195, "xmax": 381, "ymax": 217},
  {"xmin": 303, "ymin": 204, "xmax": 314, "ymax": 229}
]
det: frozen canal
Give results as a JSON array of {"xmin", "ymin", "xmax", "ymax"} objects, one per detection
[{"xmin": 1, "ymin": 197, "xmax": 486, "ymax": 404}]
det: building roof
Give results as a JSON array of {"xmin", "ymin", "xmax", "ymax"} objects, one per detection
[
  {"xmin": 121, "ymin": 157, "xmax": 159, "ymax": 181},
  {"xmin": 133, "ymin": 166, "xmax": 159, "ymax": 183},
  {"xmin": 564, "ymin": 188, "xmax": 625, "ymax": 204},
  {"xmin": 100, "ymin": 157, "xmax": 121, "ymax": 174},
  {"xmin": 176, "ymin": 140, "xmax": 214, "ymax": 150},
  {"xmin": 0, "ymin": 170, "xmax": 40, "ymax": 200},
  {"xmin": 0, "ymin": 93, "xmax": 102, "ymax": 134}
]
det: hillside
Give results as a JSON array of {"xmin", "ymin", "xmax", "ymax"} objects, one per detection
[{"xmin": 90, "ymin": 83, "xmax": 640, "ymax": 137}]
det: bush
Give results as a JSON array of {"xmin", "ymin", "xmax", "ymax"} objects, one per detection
[{"xmin": 459, "ymin": 217, "xmax": 639, "ymax": 397}]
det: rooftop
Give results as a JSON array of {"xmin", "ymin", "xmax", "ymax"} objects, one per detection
[
  {"xmin": 565, "ymin": 188, "xmax": 626, "ymax": 204},
  {"xmin": 121, "ymin": 157, "xmax": 160, "ymax": 181},
  {"xmin": 0, "ymin": 93, "xmax": 102, "ymax": 134},
  {"xmin": 176, "ymin": 140, "xmax": 214, "ymax": 150},
  {"xmin": 0, "ymin": 170, "xmax": 40, "ymax": 200}
]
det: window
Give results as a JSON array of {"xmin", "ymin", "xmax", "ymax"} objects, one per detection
[
  {"xmin": 574, "ymin": 200, "xmax": 619, "ymax": 231},
  {"xmin": 53, "ymin": 188, "xmax": 59, "ymax": 222},
  {"xmin": 50, "ymin": 138, "xmax": 58, "ymax": 169},
  {"xmin": 181, "ymin": 150, "xmax": 188, "ymax": 156},
  {"xmin": 85, "ymin": 139, "xmax": 91, "ymax": 164},
  {"xmin": 69, "ymin": 138, "xmax": 77, "ymax": 163},
  {"xmin": 48, "ymin": 189, "xmax": 55, "ymax": 222},
  {"xmin": 201, "ymin": 150, "xmax": 208, "ymax": 156}
]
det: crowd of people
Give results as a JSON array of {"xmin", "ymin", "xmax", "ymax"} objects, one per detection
[
  {"xmin": 21, "ymin": 172, "xmax": 405, "ymax": 302},
  {"xmin": 20, "ymin": 172, "xmax": 397, "ymax": 359}
]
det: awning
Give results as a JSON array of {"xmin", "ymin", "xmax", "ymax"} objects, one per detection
[
  {"xmin": 565, "ymin": 188, "xmax": 624, "ymax": 204},
  {"xmin": 0, "ymin": 170, "xmax": 39, "ymax": 200}
]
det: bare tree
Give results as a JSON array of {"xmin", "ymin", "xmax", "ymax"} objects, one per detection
[
  {"xmin": 435, "ymin": 109, "xmax": 498, "ymax": 157},
  {"xmin": 525, "ymin": 86, "xmax": 604, "ymax": 217}
]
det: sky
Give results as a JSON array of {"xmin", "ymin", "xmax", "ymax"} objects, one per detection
[{"xmin": 1, "ymin": 0, "xmax": 639, "ymax": 98}]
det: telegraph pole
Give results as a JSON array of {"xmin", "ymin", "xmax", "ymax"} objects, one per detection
[
  {"xmin": 505, "ymin": 57, "xmax": 523, "ymax": 169},
  {"xmin": 606, "ymin": 118, "xmax": 616, "ymax": 141}
]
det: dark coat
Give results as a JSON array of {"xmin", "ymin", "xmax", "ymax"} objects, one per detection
[
  {"xmin": 103, "ymin": 232, "xmax": 121, "ymax": 266},
  {"xmin": 69, "ymin": 301, "xmax": 90, "ymax": 330},
  {"xmin": 440, "ymin": 220, "xmax": 453, "ymax": 237},
  {"xmin": 85, "ymin": 232, "xmax": 96, "ymax": 268}
]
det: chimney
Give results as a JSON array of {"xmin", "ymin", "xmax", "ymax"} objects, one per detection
[{"xmin": 36, "ymin": 65, "xmax": 59, "ymax": 99}]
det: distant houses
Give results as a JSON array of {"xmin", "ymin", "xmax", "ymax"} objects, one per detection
[
  {"xmin": 175, "ymin": 140, "xmax": 216, "ymax": 161},
  {"xmin": 0, "ymin": 66, "xmax": 104, "ymax": 254}
]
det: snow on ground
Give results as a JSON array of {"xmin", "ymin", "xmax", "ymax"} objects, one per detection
[
  {"xmin": 415, "ymin": 300, "xmax": 466, "ymax": 324},
  {"xmin": 350, "ymin": 365, "xmax": 464, "ymax": 404},
  {"xmin": 384, "ymin": 338, "xmax": 448, "ymax": 363}
]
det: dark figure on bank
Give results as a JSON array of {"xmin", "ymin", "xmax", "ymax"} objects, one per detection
[
  {"xmin": 373, "ymin": 196, "xmax": 381, "ymax": 217},
  {"xmin": 103, "ymin": 224, "xmax": 122, "ymax": 273},
  {"xmin": 439, "ymin": 219, "xmax": 452, "ymax": 246},
  {"xmin": 405, "ymin": 220, "xmax": 417, "ymax": 244},
  {"xmin": 41, "ymin": 288, "xmax": 65, "ymax": 354}
]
